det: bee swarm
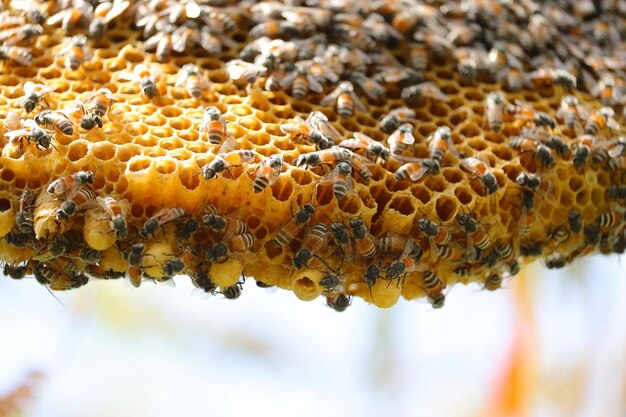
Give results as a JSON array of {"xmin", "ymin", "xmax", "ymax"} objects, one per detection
[{"xmin": 0, "ymin": 0, "xmax": 625, "ymax": 310}]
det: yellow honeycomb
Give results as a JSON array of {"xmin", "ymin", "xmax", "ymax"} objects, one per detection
[{"xmin": 0, "ymin": 0, "xmax": 625, "ymax": 310}]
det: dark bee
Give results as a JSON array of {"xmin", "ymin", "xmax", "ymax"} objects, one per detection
[
  {"xmin": 326, "ymin": 293, "xmax": 352, "ymax": 312},
  {"xmin": 3, "ymin": 262, "xmax": 28, "ymax": 279},
  {"xmin": 21, "ymin": 82, "xmax": 54, "ymax": 114},
  {"xmin": 292, "ymin": 223, "xmax": 328, "ymax": 269},
  {"xmin": 221, "ymin": 279, "xmax": 244, "ymax": 300},
  {"xmin": 274, "ymin": 203, "xmax": 315, "ymax": 247},
  {"xmin": 320, "ymin": 272, "xmax": 342, "ymax": 293},
  {"xmin": 176, "ymin": 219, "xmax": 200, "ymax": 240},
  {"xmin": 15, "ymin": 188, "xmax": 35, "ymax": 234},
  {"xmin": 79, "ymin": 88, "xmax": 116, "ymax": 130},
  {"xmin": 34, "ymin": 110, "xmax": 74, "ymax": 136},
  {"xmin": 253, "ymin": 154, "xmax": 283, "ymax": 193},
  {"xmin": 56, "ymin": 187, "xmax": 96, "ymax": 222},
  {"xmin": 140, "ymin": 207, "xmax": 186, "ymax": 239}
]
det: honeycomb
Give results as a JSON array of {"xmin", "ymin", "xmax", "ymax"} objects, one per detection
[{"xmin": 0, "ymin": 0, "xmax": 625, "ymax": 310}]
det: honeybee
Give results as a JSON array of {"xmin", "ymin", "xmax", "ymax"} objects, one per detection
[
  {"xmin": 199, "ymin": 106, "xmax": 228, "ymax": 145},
  {"xmin": 485, "ymin": 91, "xmax": 505, "ymax": 132},
  {"xmin": 526, "ymin": 68, "xmax": 577, "ymax": 89},
  {"xmin": 401, "ymin": 82, "xmax": 449, "ymax": 106},
  {"xmin": 457, "ymin": 210, "xmax": 491, "ymax": 260},
  {"xmin": 96, "ymin": 196, "xmax": 129, "ymax": 240},
  {"xmin": 394, "ymin": 159, "xmax": 440, "ymax": 182},
  {"xmin": 274, "ymin": 203, "xmax": 315, "ymax": 247},
  {"xmin": 253, "ymin": 154, "xmax": 283, "ymax": 193},
  {"xmin": 584, "ymin": 107, "xmax": 620, "ymax": 135},
  {"xmin": 117, "ymin": 64, "xmax": 162, "ymax": 98},
  {"xmin": 0, "ymin": 24, "xmax": 43, "ymax": 46},
  {"xmin": 384, "ymin": 239, "xmax": 425, "ymax": 281},
  {"xmin": 48, "ymin": 234, "xmax": 72, "ymax": 257},
  {"xmin": 326, "ymin": 292, "xmax": 352, "ymax": 312},
  {"xmin": 203, "ymin": 211, "xmax": 249, "ymax": 240},
  {"xmin": 4, "ymin": 119, "xmax": 56, "ymax": 151},
  {"xmin": 176, "ymin": 64, "xmax": 211, "ymax": 98},
  {"xmin": 249, "ymin": 20, "xmax": 302, "ymax": 40},
  {"xmin": 225, "ymin": 59, "xmax": 268, "ymax": 85},
  {"xmin": 276, "ymin": 65, "xmax": 321, "ymax": 99},
  {"xmin": 56, "ymin": 34, "xmax": 93, "ymax": 71},
  {"xmin": 346, "ymin": 71, "xmax": 385, "ymax": 101},
  {"xmin": 387, "ymin": 123, "xmax": 416, "ymax": 161},
  {"xmin": 143, "ymin": 32, "xmax": 173, "ymax": 62},
  {"xmin": 422, "ymin": 270, "xmax": 446, "ymax": 308},
  {"xmin": 572, "ymin": 134, "xmax": 594, "ymax": 170},
  {"xmin": 56, "ymin": 186, "xmax": 95, "ymax": 222},
  {"xmin": 125, "ymin": 243, "xmax": 146, "ymax": 288},
  {"xmin": 206, "ymin": 233, "xmax": 255, "ymax": 263},
  {"xmin": 515, "ymin": 172, "xmax": 556, "ymax": 204},
  {"xmin": 427, "ymin": 126, "xmax": 457, "ymax": 163},
  {"xmin": 507, "ymin": 100, "xmax": 557, "ymax": 130},
  {"xmin": 320, "ymin": 81, "xmax": 367, "ymax": 119},
  {"xmin": 373, "ymin": 65, "xmax": 423, "ymax": 86},
  {"xmin": 484, "ymin": 272, "xmax": 503, "ymax": 291},
  {"xmin": 608, "ymin": 185, "xmax": 626, "ymax": 200},
  {"xmin": 322, "ymin": 161, "xmax": 353, "ymax": 201},
  {"xmin": 327, "ymin": 222, "xmax": 354, "ymax": 261},
  {"xmin": 349, "ymin": 218, "xmax": 377, "ymax": 260},
  {"xmin": 34, "ymin": 110, "xmax": 74, "ymax": 136},
  {"xmin": 78, "ymin": 88, "xmax": 116, "ymax": 130},
  {"xmin": 380, "ymin": 107, "xmax": 415, "ymax": 134},
  {"xmin": 20, "ymin": 82, "xmax": 54, "ymax": 114},
  {"xmin": 140, "ymin": 207, "xmax": 186, "ymax": 239},
  {"xmin": 459, "ymin": 157, "xmax": 499, "ymax": 194},
  {"xmin": 191, "ymin": 269, "xmax": 217, "ymax": 294},
  {"xmin": 497, "ymin": 241, "xmax": 520, "ymax": 275},
  {"xmin": 320, "ymin": 272, "xmax": 344, "ymax": 293},
  {"xmin": 499, "ymin": 67, "xmax": 524, "ymax": 92},
  {"xmin": 3, "ymin": 262, "xmax": 29, "ymax": 279},
  {"xmin": 15, "ymin": 188, "xmax": 35, "ymax": 234},
  {"xmin": 305, "ymin": 111, "xmax": 342, "ymax": 146},
  {"xmin": 591, "ymin": 76, "xmax": 625, "ymax": 106},
  {"xmin": 47, "ymin": 0, "xmax": 92, "ymax": 33},
  {"xmin": 281, "ymin": 116, "xmax": 334, "ymax": 150},
  {"xmin": 417, "ymin": 214, "xmax": 452, "ymax": 262},
  {"xmin": 585, "ymin": 224, "xmax": 601, "ymax": 247},
  {"xmin": 43, "ymin": 267, "xmax": 89, "ymax": 291},
  {"xmin": 292, "ymin": 223, "xmax": 328, "ymax": 269},
  {"xmin": 201, "ymin": 136, "xmax": 259, "ymax": 180},
  {"xmin": 608, "ymin": 136, "xmax": 626, "ymax": 159},
  {"xmin": 0, "ymin": 44, "xmax": 32, "ymax": 66},
  {"xmin": 221, "ymin": 281, "xmax": 244, "ymax": 300},
  {"xmin": 407, "ymin": 44, "xmax": 429, "ymax": 72},
  {"xmin": 339, "ymin": 133, "xmax": 390, "ymax": 163},
  {"xmin": 509, "ymin": 136, "xmax": 555, "ymax": 168},
  {"xmin": 556, "ymin": 95, "xmax": 585, "ymax": 133},
  {"xmin": 89, "ymin": 0, "xmax": 130, "ymax": 40},
  {"xmin": 295, "ymin": 147, "xmax": 352, "ymax": 170},
  {"xmin": 47, "ymin": 170, "xmax": 96, "ymax": 195}
]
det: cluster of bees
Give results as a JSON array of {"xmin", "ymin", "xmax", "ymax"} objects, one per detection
[{"xmin": 0, "ymin": 0, "xmax": 626, "ymax": 310}]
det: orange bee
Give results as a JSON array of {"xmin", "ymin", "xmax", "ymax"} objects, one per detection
[
  {"xmin": 57, "ymin": 34, "xmax": 93, "ymax": 70},
  {"xmin": 584, "ymin": 107, "xmax": 620, "ymax": 135},
  {"xmin": 125, "ymin": 243, "xmax": 146, "ymax": 288},
  {"xmin": 139, "ymin": 207, "xmax": 186, "ymax": 239},
  {"xmin": 556, "ymin": 95, "xmax": 586, "ymax": 133},
  {"xmin": 427, "ymin": 126, "xmax": 457, "ymax": 163},
  {"xmin": 323, "ymin": 160, "xmax": 354, "ymax": 200},
  {"xmin": 349, "ymin": 218, "xmax": 377, "ymax": 260},
  {"xmin": 459, "ymin": 157, "xmax": 499, "ymax": 194},
  {"xmin": 484, "ymin": 272, "xmax": 503, "ymax": 291},
  {"xmin": 199, "ymin": 106, "xmax": 228, "ymax": 145},
  {"xmin": 0, "ymin": 44, "xmax": 32, "ymax": 66},
  {"xmin": 416, "ymin": 214, "xmax": 452, "ymax": 262},
  {"xmin": 77, "ymin": 88, "xmax": 116, "ymax": 130},
  {"xmin": 117, "ymin": 63, "xmax": 162, "ymax": 98},
  {"xmin": 339, "ymin": 132, "xmax": 390, "ymax": 163},
  {"xmin": 176, "ymin": 64, "xmax": 211, "ymax": 98},
  {"xmin": 457, "ymin": 210, "xmax": 491, "ymax": 260},
  {"xmin": 88, "ymin": 0, "xmax": 130, "ymax": 40},
  {"xmin": 485, "ymin": 91, "xmax": 505, "ymax": 132},
  {"xmin": 47, "ymin": 170, "xmax": 96, "ymax": 195},
  {"xmin": 394, "ymin": 159, "xmax": 440, "ymax": 182},
  {"xmin": 380, "ymin": 107, "xmax": 415, "ymax": 134},
  {"xmin": 201, "ymin": 136, "xmax": 259, "ymax": 180},
  {"xmin": 96, "ymin": 196, "xmax": 129, "ymax": 240},
  {"xmin": 56, "ymin": 186, "xmax": 96, "ymax": 222},
  {"xmin": 253, "ymin": 154, "xmax": 283, "ymax": 193},
  {"xmin": 387, "ymin": 123, "xmax": 416, "ymax": 161},
  {"xmin": 292, "ymin": 223, "xmax": 328, "ymax": 269},
  {"xmin": 509, "ymin": 136, "xmax": 555, "ymax": 168},
  {"xmin": 401, "ymin": 81, "xmax": 449, "ymax": 105},
  {"xmin": 34, "ymin": 110, "xmax": 74, "ymax": 135},
  {"xmin": 591, "ymin": 75, "xmax": 625, "ymax": 106},
  {"xmin": 274, "ymin": 203, "xmax": 315, "ymax": 247},
  {"xmin": 320, "ymin": 81, "xmax": 367, "ymax": 119},
  {"xmin": 422, "ymin": 270, "xmax": 446, "ymax": 308}
]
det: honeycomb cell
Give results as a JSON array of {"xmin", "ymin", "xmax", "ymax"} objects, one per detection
[
  {"xmin": 67, "ymin": 141, "xmax": 89, "ymax": 162},
  {"xmin": 435, "ymin": 195, "xmax": 458, "ymax": 222},
  {"xmin": 411, "ymin": 186, "xmax": 431, "ymax": 205},
  {"xmin": 389, "ymin": 196, "xmax": 415, "ymax": 216},
  {"xmin": 92, "ymin": 142, "xmax": 116, "ymax": 161},
  {"xmin": 128, "ymin": 157, "xmax": 152, "ymax": 172}
]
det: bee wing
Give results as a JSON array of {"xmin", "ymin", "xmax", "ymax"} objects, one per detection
[
  {"xmin": 217, "ymin": 135, "xmax": 235, "ymax": 154},
  {"xmin": 319, "ymin": 87, "xmax": 342, "ymax": 106},
  {"xmin": 117, "ymin": 71, "xmax": 141, "ymax": 82},
  {"xmin": 226, "ymin": 60, "xmax": 248, "ymax": 80},
  {"xmin": 399, "ymin": 129, "xmax": 415, "ymax": 145},
  {"xmin": 307, "ymin": 74, "xmax": 324, "ymax": 94},
  {"xmin": 352, "ymin": 93, "xmax": 369, "ymax": 113},
  {"xmin": 317, "ymin": 121, "xmax": 342, "ymax": 142},
  {"xmin": 278, "ymin": 70, "xmax": 298, "ymax": 89},
  {"xmin": 144, "ymin": 32, "xmax": 164, "ymax": 52},
  {"xmin": 4, "ymin": 129, "xmax": 29, "ymax": 139},
  {"xmin": 171, "ymin": 28, "xmax": 191, "ymax": 53},
  {"xmin": 339, "ymin": 138, "xmax": 368, "ymax": 150},
  {"xmin": 608, "ymin": 144, "xmax": 625, "ymax": 158},
  {"xmin": 46, "ymin": 10, "xmax": 66, "ymax": 26},
  {"xmin": 23, "ymin": 81, "xmax": 36, "ymax": 95},
  {"xmin": 607, "ymin": 118, "xmax": 621, "ymax": 131},
  {"xmin": 420, "ymin": 82, "xmax": 449, "ymax": 102},
  {"xmin": 103, "ymin": 0, "xmax": 130, "ymax": 22}
]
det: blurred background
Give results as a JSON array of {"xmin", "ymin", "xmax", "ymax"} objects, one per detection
[{"xmin": 1, "ymin": 255, "xmax": 625, "ymax": 417}]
